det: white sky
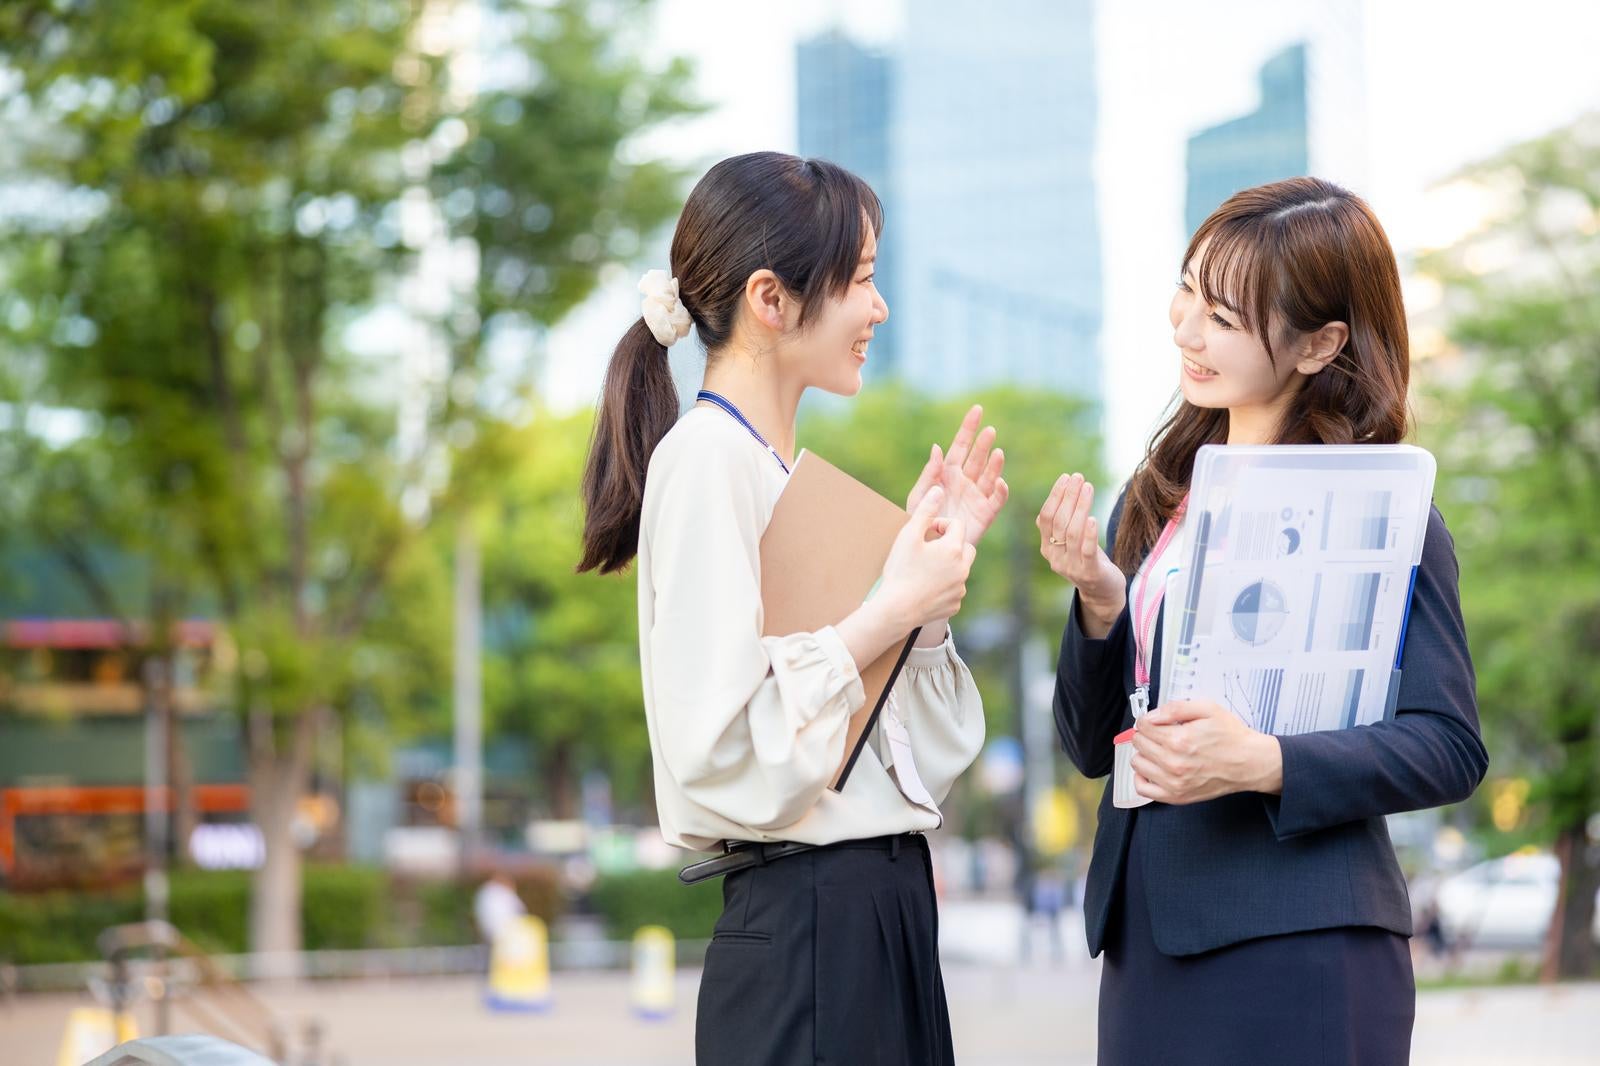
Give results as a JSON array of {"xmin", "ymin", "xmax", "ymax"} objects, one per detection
[{"xmin": 541, "ymin": 0, "xmax": 1600, "ymax": 481}]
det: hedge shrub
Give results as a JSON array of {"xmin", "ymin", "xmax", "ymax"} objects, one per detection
[
  {"xmin": 587, "ymin": 867, "xmax": 722, "ymax": 941},
  {"xmin": 0, "ymin": 865, "xmax": 517, "ymax": 964}
]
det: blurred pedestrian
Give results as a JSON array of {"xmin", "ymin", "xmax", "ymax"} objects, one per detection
[{"xmin": 472, "ymin": 873, "xmax": 525, "ymax": 947}]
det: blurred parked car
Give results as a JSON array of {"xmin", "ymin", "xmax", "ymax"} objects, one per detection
[{"xmin": 1434, "ymin": 852, "xmax": 1600, "ymax": 949}]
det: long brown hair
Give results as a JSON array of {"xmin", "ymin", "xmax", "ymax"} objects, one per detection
[
  {"xmin": 577, "ymin": 152, "xmax": 883, "ymax": 574},
  {"xmin": 1114, "ymin": 177, "xmax": 1411, "ymax": 574}
]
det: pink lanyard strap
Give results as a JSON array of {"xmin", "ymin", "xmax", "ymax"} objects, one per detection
[{"xmin": 1132, "ymin": 496, "xmax": 1188, "ymax": 689}]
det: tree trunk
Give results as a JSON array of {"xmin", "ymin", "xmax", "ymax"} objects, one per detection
[
  {"xmin": 548, "ymin": 740, "xmax": 577, "ymax": 820},
  {"xmin": 249, "ymin": 762, "xmax": 304, "ymax": 971},
  {"xmin": 1543, "ymin": 822, "xmax": 1600, "ymax": 980},
  {"xmin": 159, "ymin": 649, "xmax": 198, "ymax": 865},
  {"xmin": 247, "ymin": 711, "xmax": 317, "ymax": 975},
  {"xmin": 1543, "ymin": 694, "xmax": 1598, "ymax": 981},
  {"xmin": 638, "ymin": 764, "xmax": 658, "ymax": 827}
]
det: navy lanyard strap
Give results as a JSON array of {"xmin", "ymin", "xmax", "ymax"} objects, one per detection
[{"xmin": 696, "ymin": 390, "xmax": 790, "ymax": 474}]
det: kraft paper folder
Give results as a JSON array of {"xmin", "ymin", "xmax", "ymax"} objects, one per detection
[{"xmin": 760, "ymin": 450, "xmax": 921, "ymax": 791}]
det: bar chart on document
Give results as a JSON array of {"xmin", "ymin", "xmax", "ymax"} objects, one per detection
[{"xmin": 1165, "ymin": 446, "xmax": 1437, "ymax": 737}]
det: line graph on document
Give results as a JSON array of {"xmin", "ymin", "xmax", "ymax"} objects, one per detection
[{"xmin": 1222, "ymin": 667, "xmax": 1285, "ymax": 733}]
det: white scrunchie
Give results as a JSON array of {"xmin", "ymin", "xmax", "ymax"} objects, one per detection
[{"xmin": 638, "ymin": 269, "xmax": 692, "ymax": 348}]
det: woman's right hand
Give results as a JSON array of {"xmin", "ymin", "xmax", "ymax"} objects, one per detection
[
  {"xmin": 879, "ymin": 486, "xmax": 976, "ymax": 629},
  {"xmin": 1037, "ymin": 473, "xmax": 1126, "ymax": 628}
]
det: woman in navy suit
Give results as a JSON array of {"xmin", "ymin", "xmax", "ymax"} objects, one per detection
[{"xmin": 1039, "ymin": 177, "xmax": 1487, "ymax": 1065}]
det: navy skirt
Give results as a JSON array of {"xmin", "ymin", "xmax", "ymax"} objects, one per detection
[
  {"xmin": 1099, "ymin": 827, "xmax": 1416, "ymax": 1066},
  {"xmin": 695, "ymin": 833, "xmax": 953, "ymax": 1066}
]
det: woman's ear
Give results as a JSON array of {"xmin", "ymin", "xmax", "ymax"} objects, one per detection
[
  {"xmin": 743, "ymin": 269, "xmax": 789, "ymax": 334},
  {"xmin": 1296, "ymin": 321, "xmax": 1349, "ymax": 376}
]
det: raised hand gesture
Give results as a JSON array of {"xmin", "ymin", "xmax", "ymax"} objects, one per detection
[
  {"xmin": 906, "ymin": 404, "xmax": 1010, "ymax": 548},
  {"xmin": 1037, "ymin": 472, "xmax": 1126, "ymax": 627}
]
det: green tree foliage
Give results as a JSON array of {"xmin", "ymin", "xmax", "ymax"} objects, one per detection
[
  {"xmin": 479, "ymin": 407, "xmax": 650, "ymax": 820},
  {"xmin": 1419, "ymin": 114, "xmax": 1600, "ymax": 979},
  {"xmin": 433, "ymin": 0, "xmax": 698, "ymax": 366},
  {"xmin": 0, "ymin": 0, "xmax": 694, "ymax": 952},
  {"xmin": 803, "ymin": 385, "xmax": 1104, "ymax": 729}
]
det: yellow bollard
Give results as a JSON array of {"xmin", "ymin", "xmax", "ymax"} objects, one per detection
[
  {"xmin": 1032, "ymin": 786, "xmax": 1078, "ymax": 856},
  {"xmin": 630, "ymin": 925, "xmax": 675, "ymax": 1020},
  {"xmin": 485, "ymin": 914, "xmax": 552, "ymax": 1012},
  {"xmin": 56, "ymin": 1006, "xmax": 134, "ymax": 1066}
]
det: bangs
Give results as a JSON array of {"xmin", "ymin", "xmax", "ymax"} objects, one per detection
[
  {"xmin": 795, "ymin": 159, "xmax": 883, "ymax": 324},
  {"xmin": 1185, "ymin": 213, "xmax": 1281, "ymax": 356}
]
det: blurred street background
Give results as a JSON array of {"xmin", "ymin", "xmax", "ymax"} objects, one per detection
[
  {"xmin": 1, "ymin": 1, "xmax": 1597, "ymax": 1063},
  {"xmin": 8, "ymin": 948, "xmax": 1600, "ymax": 1066}
]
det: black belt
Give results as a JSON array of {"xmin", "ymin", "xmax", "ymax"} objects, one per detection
[{"xmin": 677, "ymin": 833, "xmax": 921, "ymax": 886}]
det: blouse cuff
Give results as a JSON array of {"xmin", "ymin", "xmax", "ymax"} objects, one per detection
[
  {"xmin": 762, "ymin": 624, "xmax": 866, "ymax": 727},
  {"xmin": 903, "ymin": 627, "xmax": 957, "ymax": 670}
]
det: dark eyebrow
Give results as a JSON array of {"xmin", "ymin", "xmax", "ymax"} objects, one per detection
[{"xmin": 1184, "ymin": 268, "xmax": 1241, "ymax": 316}]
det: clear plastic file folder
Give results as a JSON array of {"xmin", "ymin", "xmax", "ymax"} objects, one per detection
[{"xmin": 1163, "ymin": 445, "xmax": 1436, "ymax": 735}]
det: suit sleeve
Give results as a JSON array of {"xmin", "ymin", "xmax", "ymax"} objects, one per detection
[
  {"xmin": 1262, "ymin": 505, "xmax": 1489, "ymax": 839},
  {"xmin": 1053, "ymin": 488, "xmax": 1133, "ymax": 780}
]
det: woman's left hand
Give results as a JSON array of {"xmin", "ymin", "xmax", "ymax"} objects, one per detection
[
  {"xmin": 906, "ymin": 404, "xmax": 1009, "ymax": 548},
  {"xmin": 1130, "ymin": 699, "xmax": 1284, "ymax": 804}
]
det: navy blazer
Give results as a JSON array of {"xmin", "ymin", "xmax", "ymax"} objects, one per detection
[{"xmin": 1055, "ymin": 489, "xmax": 1488, "ymax": 957}]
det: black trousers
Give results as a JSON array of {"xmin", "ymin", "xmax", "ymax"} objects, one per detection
[
  {"xmin": 1098, "ymin": 828, "xmax": 1416, "ymax": 1066},
  {"xmin": 695, "ymin": 833, "xmax": 954, "ymax": 1066}
]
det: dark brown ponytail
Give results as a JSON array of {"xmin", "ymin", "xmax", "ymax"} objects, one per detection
[
  {"xmin": 576, "ymin": 319, "xmax": 679, "ymax": 574},
  {"xmin": 578, "ymin": 152, "xmax": 883, "ymax": 574}
]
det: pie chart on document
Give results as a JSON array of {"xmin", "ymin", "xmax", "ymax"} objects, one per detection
[{"xmin": 1230, "ymin": 580, "xmax": 1289, "ymax": 645}]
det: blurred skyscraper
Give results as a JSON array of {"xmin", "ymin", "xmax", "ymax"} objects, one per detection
[
  {"xmin": 895, "ymin": 0, "xmax": 1101, "ymax": 400},
  {"xmin": 796, "ymin": 30, "xmax": 898, "ymax": 377},
  {"xmin": 1184, "ymin": 43, "xmax": 1310, "ymax": 235},
  {"xmin": 796, "ymin": 0, "xmax": 1103, "ymax": 403}
]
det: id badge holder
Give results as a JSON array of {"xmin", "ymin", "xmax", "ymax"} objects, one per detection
[{"xmin": 1113, "ymin": 687, "xmax": 1154, "ymax": 809}]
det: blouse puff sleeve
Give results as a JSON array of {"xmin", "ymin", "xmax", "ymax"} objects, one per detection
[
  {"xmin": 647, "ymin": 433, "xmax": 983, "ymax": 831},
  {"xmin": 887, "ymin": 635, "xmax": 987, "ymax": 808}
]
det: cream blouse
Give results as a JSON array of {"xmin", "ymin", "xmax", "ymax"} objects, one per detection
[{"xmin": 636, "ymin": 406, "xmax": 986, "ymax": 853}]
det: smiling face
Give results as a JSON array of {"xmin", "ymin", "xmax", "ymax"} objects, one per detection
[
  {"xmin": 781, "ymin": 222, "xmax": 889, "ymax": 397},
  {"xmin": 1169, "ymin": 239, "xmax": 1304, "ymax": 413}
]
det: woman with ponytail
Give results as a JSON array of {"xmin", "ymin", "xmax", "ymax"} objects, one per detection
[
  {"xmin": 580, "ymin": 152, "xmax": 1008, "ymax": 1064},
  {"xmin": 1040, "ymin": 178, "xmax": 1487, "ymax": 1064}
]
